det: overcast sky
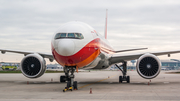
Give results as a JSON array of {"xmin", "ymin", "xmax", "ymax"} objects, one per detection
[{"xmin": 0, "ymin": 0, "xmax": 180, "ymax": 64}]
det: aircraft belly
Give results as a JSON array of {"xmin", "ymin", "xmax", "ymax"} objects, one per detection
[
  {"xmin": 82, "ymin": 52, "xmax": 110, "ymax": 69},
  {"xmin": 82, "ymin": 55, "xmax": 101, "ymax": 69}
]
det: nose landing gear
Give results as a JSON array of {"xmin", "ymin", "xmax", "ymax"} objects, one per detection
[{"xmin": 60, "ymin": 66, "xmax": 78, "ymax": 92}]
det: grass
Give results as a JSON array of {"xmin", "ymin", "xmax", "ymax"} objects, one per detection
[
  {"xmin": 171, "ymin": 72, "xmax": 180, "ymax": 74},
  {"xmin": 165, "ymin": 71, "xmax": 180, "ymax": 74},
  {"xmin": 0, "ymin": 70, "xmax": 64, "ymax": 73},
  {"xmin": 0, "ymin": 70, "xmax": 22, "ymax": 73}
]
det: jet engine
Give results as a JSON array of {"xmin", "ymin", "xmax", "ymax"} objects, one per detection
[
  {"xmin": 20, "ymin": 54, "xmax": 46, "ymax": 78},
  {"xmin": 136, "ymin": 53, "xmax": 161, "ymax": 79}
]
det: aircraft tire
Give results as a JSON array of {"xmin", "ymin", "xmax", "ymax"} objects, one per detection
[
  {"xmin": 67, "ymin": 81, "xmax": 71, "ymax": 88},
  {"xmin": 127, "ymin": 76, "xmax": 130, "ymax": 83},
  {"xmin": 60, "ymin": 75, "xmax": 66, "ymax": 82},
  {"xmin": 73, "ymin": 81, "xmax": 78, "ymax": 90},
  {"xmin": 119, "ymin": 76, "xmax": 122, "ymax": 83}
]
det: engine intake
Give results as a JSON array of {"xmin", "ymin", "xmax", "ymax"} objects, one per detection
[
  {"xmin": 20, "ymin": 54, "xmax": 46, "ymax": 78},
  {"xmin": 136, "ymin": 53, "xmax": 161, "ymax": 79}
]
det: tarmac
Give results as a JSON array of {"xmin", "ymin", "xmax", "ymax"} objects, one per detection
[{"xmin": 0, "ymin": 70, "xmax": 180, "ymax": 101}]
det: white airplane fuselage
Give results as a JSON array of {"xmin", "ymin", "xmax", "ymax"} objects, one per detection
[{"xmin": 51, "ymin": 21, "xmax": 114, "ymax": 69}]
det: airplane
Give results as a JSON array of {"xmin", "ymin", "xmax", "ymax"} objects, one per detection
[{"xmin": 1, "ymin": 10, "xmax": 180, "ymax": 92}]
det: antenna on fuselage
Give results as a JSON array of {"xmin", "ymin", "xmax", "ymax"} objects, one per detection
[{"xmin": 104, "ymin": 9, "xmax": 108, "ymax": 39}]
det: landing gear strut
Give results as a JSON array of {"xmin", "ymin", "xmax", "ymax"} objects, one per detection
[
  {"xmin": 60, "ymin": 66, "xmax": 78, "ymax": 92},
  {"xmin": 115, "ymin": 62, "xmax": 130, "ymax": 83}
]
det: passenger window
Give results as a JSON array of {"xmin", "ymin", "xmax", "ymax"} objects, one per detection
[
  {"xmin": 60, "ymin": 33, "xmax": 66, "ymax": 38},
  {"xmin": 68, "ymin": 33, "xmax": 75, "ymax": 38},
  {"xmin": 95, "ymin": 33, "xmax": 98, "ymax": 36}
]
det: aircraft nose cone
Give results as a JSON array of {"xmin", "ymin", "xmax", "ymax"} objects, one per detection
[{"xmin": 57, "ymin": 40, "xmax": 75, "ymax": 56}]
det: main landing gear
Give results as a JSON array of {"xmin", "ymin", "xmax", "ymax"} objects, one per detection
[
  {"xmin": 60, "ymin": 66, "xmax": 78, "ymax": 92},
  {"xmin": 115, "ymin": 62, "xmax": 130, "ymax": 83}
]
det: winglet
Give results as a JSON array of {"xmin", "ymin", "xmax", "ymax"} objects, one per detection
[{"xmin": 104, "ymin": 9, "xmax": 108, "ymax": 39}]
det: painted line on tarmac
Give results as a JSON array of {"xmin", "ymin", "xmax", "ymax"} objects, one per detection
[{"xmin": 79, "ymin": 74, "xmax": 117, "ymax": 89}]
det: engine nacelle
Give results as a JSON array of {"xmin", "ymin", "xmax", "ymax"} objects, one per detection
[
  {"xmin": 20, "ymin": 54, "xmax": 46, "ymax": 78},
  {"xmin": 136, "ymin": 53, "xmax": 161, "ymax": 79}
]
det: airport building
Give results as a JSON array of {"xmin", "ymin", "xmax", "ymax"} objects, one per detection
[
  {"xmin": 46, "ymin": 64, "xmax": 63, "ymax": 70},
  {"xmin": 0, "ymin": 62, "xmax": 20, "ymax": 70},
  {"xmin": 161, "ymin": 59, "xmax": 180, "ymax": 70}
]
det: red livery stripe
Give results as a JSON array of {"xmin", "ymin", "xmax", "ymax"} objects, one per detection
[
  {"xmin": 52, "ymin": 38, "xmax": 101, "ymax": 68},
  {"xmin": 51, "ymin": 38, "xmax": 114, "ymax": 68}
]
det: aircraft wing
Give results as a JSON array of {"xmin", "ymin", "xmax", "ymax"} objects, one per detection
[
  {"xmin": 0, "ymin": 49, "xmax": 54, "ymax": 61},
  {"xmin": 109, "ymin": 50, "xmax": 180, "ymax": 64}
]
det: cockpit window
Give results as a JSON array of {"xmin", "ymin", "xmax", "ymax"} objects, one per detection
[
  {"xmin": 60, "ymin": 33, "xmax": 66, "ymax": 38},
  {"xmin": 54, "ymin": 33, "xmax": 61, "ymax": 39},
  {"xmin": 79, "ymin": 33, "xmax": 84, "ymax": 39},
  {"xmin": 68, "ymin": 33, "xmax": 75, "ymax": 38},
  {"xmin": 75, "ymin": 33, "xmax": 80, "ymax": 38},
  {"xmin": 54, "ymin": 33, "xmax": 84, "ymax": 39},
  {"xmin": 54, "ymin": 33, "xmax": 66, "ymax": 39}
]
